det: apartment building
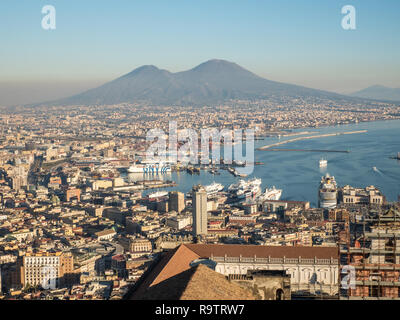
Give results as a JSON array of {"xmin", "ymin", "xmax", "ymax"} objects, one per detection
[{"xmin": 22, "ymin": 251, "xmax": 74, "ymax": 289}]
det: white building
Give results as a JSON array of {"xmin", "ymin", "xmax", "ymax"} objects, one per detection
[
  {"xmin": 23, "ymin": 253, "xmax": 61, "ymax": 289},
  {"xmin": 166, "ymin": 215, "xmax": 192, "ymax": 230},
  {"xmin": 95, "ymin": 229, "xmax": 116, "ymax": 241},
  {"xmin": 184, "ymin": 244, "xmax": 339, "ymax": 296}
]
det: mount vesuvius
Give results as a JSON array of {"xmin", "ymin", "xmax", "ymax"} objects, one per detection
[{"xmin": 38, "ymin": 59, "xmax": 355, "ymax": 106}]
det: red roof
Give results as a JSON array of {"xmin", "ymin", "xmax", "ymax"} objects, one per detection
[{"xmin": 185, "ymin": 243, "xmax": 338, "ymax": 259}]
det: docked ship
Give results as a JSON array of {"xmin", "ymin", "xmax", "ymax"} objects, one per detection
[
  {"xmin": 127, "ymin": 162, "xmax": 171, "ymax": 174},
  {"xmin": 390, "ymin": 152, "xmax": 400, "ymax": 160},
  {"xmin": 318, "ymin": 173, "xmax": 337, "ymax": 209},
  {"xmin": 257, "ymin": 186, "xmax": 282, "ymax": 201},
  {"xmin": 228, "ymin": 178, "xmax": 262, "ymax": 200},
  {"xmin": 204, "ymin": 182, "xmax": 224, "ymax": 195},
  {"xmin": 186, "ymin": 182, "xmax": 224, "ymax": 199},
  {"xmin": 147, "ymin": 191, "xmax": 168, "ymax": 199}
]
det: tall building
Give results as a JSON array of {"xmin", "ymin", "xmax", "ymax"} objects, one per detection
[
  {"xmin": 192, "ymin": 185, "xmax": 208, "ymax": 236},
  {"xmin": 10, "ymin": 165, "xmax": 28, "ymax": 191},
  {"xmin": 169, "ymin": 191, "xmax": 185, "ymax": 213}
]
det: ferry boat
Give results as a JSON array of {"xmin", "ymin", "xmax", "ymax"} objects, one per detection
[
  {"xmin": 127, "ymin": 162, "xmax": 171, "ymax": 174},
  {"xmin": 204, "ymin": 182, "xmax": 224, "ymax": 195},
  {"xmin": 319, "ymin": 158, "xmax": 328, "ymax": 168},
  {"xmin": 147, "ymin": 191, "xmax": 168, "ymax": 199},
  {"xmin": 228, "ymin": 178, "xmax": 262, "ymax": 200},
  {"xmin": 318, "ymin": 173, "xmax": 337, "ymax": 209}
]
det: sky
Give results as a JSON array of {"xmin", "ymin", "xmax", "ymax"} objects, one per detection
[{"xmin": 0, "ymin": 0, "xmax": 399, "ymax": 106}]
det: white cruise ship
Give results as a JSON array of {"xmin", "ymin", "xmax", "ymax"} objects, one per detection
[{"xmin": 318, "ymin": 173, "xmax": 337, "ymax": 209}]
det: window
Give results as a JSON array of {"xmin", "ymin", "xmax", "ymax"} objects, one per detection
[
  {"xmin": 276, "ymin": 289, "xmax": 284, "ymax": 300},
  {"xmin": 369, "ymin": 286, "xmax": 380, "ymax": 297}
]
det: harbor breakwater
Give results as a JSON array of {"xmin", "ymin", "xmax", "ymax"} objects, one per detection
[{"xmin": 257, "ymin": 130, "xmax": 368, "ymax": 151}]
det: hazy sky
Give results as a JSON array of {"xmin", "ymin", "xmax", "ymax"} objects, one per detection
[{"xmin": 0, "ymin": 0, "xmax": 399, "ymax": 106}]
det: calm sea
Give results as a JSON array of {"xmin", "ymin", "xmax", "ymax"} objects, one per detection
[{"xmin": 125, "ymin": 119, "xmax": 400, "ymax": 207}]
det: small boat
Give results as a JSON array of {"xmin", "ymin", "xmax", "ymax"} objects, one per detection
[{"xmin": 319, "ymin": 159, "xmax": 328, "ymax": 168}]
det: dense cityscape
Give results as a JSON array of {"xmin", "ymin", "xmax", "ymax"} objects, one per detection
[
  {"xmin": 0, "ymin": 98, "xmax": 400, "ymax": 300},
  {"xmin": 1, "ymin": 1, "xmax": 400, "ymax": 311}
]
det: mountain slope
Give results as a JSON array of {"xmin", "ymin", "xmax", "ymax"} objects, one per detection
[
  {"xmin": 350, "ymin": 85, "xmax": 400, "ymax": 102},
  {"xmin": 40, "ymin": 59, "xmax": 355, "ymax": 106}
]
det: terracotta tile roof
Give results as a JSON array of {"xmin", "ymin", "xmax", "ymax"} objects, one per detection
[
  {"xmin": 185, "ymin": 244, "xmax": 339, "ymax": 260},
  {"xmin": 150, "ymin": 244, "xmax": 200, "ymax": 287},
  {"xmin": 129, "ymin": 244, "xmax": 200, "ymax": 299},
  {"xmin": 128, "ymin": 243, "xmax": 338, "ymax": 300},
  {"xmin": 180, "ymin": 264, "xmax": 255, "ymax": 300},
  {"xmin": 133, "ymin": 264, "xmax": 255, "ymax": 300}
]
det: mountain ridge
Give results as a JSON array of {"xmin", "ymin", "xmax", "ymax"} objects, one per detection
[
  {"xmin": 350, "ymin": 85, "xmax": 400, "ymax": 102},
  {"xmin": 35, "ymin": 59, "xmax": 363, "ymax": 107}
]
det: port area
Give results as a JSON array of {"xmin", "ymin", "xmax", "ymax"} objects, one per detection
[
  {"xmin": 174, "ymin": 161, "xmax": 264, "ymax": 172},
  {"xmin": 264, "ymin": 130, "xmax": 315, "ymax": 137},
  {"xmin": 113, "ymin": 180, "xmax": 177, "ymax": 191},
  {"xmin": 257, "ymin": 130, "xmax": 367, "ymax": 151}
]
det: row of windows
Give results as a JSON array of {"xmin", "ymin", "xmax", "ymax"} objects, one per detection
[
  {"xmin": 344, "ymin": 197, "xmax": 381, "ymax": 204},
  {"xmin": 25, "ymin": 271, "xmax": 59, "ymax": 276},
  {"xmin": 25, "ymin": 259, "xmax": 59, "ymax": 264},
  {"xmin": 132, "ymin": 246, "xmax": 151, "ymax": 251}
]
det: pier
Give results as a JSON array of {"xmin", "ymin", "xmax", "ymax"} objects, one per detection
[
  {"xmin": 113, "ymin": 180, "xmax": 177, "ymax": 191},
  {"xmin": 263, "ymin": 148, "xmax": 350, "ymax": 153},
  {"xmin": 257, "ymin": 130, "xmax": 367, "ymax": 151},
  {"xmin": 264, "ymin": 148, "xmax": 350, "ymax": 153}
]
